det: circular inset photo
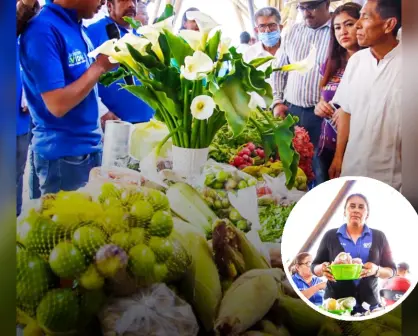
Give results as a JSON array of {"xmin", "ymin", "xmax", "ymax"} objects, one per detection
[{"xmin": 281, "ymin": 176, "xmax": 418, "ymax": 321}]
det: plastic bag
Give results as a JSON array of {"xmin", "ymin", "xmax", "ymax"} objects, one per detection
[
  {"xmin": 90, "ymin": 166, "xmax": 145, "ymax": 186},
  {"xmin": 99, "ymin": 284, "xmax": 199, "ymax": 336},
  {"xmin": 262, "ymin": 173, "xmax": 306, "ymax": 205},
  {"xmin": 196, "ymin": 160, "xmax": 258, "ymax": 233}
]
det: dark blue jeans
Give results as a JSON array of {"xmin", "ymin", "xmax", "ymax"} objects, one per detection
[
  {"xmin": 287, "ymin": 104, "xmax": 324, "ymax": 188},
  {"xmin": 28, "ymin": 147, "xmax": 41, "ymax": 200},
  {"xmin": 33, "ymin": 151, "xmax": 102, "ymax": 195},
  {"xmin": 16, "ymin": 133, "xmax": 30, "ymax": 216}
]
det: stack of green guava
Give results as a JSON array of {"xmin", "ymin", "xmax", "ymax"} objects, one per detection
[{"xmin": 16, "ymin": 184, "xmax": 190, "ymax": 335}]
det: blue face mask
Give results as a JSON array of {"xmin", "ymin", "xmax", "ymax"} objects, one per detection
[{"xmin": 258, "ymin": 30, "xmax": 281, "ymax": 48}]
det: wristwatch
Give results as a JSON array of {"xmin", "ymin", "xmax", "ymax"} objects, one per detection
[{"xmin": 375, "ymin": 266, "xmax": 380, "ymax": 278}]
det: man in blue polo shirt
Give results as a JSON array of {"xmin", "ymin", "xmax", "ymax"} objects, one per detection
[
  {"xmin": 19, "ymin": 0, "xmax": 117, "ymax": 195},
  {"xmin": 87, "ymin": 0, "xmax": 154, "ymax": 126},
  {"xmin": 16, "ymin": 38, "xmax": 31, "ymax": 216}
]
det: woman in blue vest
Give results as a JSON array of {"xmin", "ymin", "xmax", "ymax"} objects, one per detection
[
  {"xmin": 290, "ymin": 252, "xmax": 326, "ymax": 306},
  {"xmin": 311, "ymin": 193, "xmax": 397, "ymax": 315}
]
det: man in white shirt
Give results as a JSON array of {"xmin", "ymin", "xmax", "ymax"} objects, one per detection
[
  {"xmin": 243, "ymin": 7, "xmax": 283, "ymax": 87},
  {"xmin": 329, "ymin": 0, "xmax": 402, "ymax": 190},
  {"xmin": 236, "ymin": 31, "xmax": 251, "ymax": 54}
]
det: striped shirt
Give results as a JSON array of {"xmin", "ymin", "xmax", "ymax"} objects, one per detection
[{"xmin": 273, "ymin": 21, "xmax": 331, "ymax": 108}]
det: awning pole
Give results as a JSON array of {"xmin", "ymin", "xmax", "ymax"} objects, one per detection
[{"xmin": 247, "ymin": 0, "xmax": 256, "ymax": 29}]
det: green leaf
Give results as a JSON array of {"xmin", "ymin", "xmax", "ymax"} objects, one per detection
[
  {"xmin": 264, "ymin": 63, "xmax": 274, "ymax": 79},
  {"xmin": 158, "ymin": 34, "xmax": 171, "ymax": 67},
  {"xmin": 163, "ymin": 29, "xmax": 194, "ymax": 67},
  {"xmin": 249, "ymin": 56, "xmax": 275, "ymax": 69},
  {"xmin": 154, "ymin": 90, "xmax": 182, "ymax": 119},
  {"xmin": 122, "ymin": 85, "xmax": 160, "ymax": 111},
  {"xmin": 272, "ymin": 115, "xmax": 300, "ymax": 188},
  {"xmin": 210, "ymin": 78, "xmax": 252, "ymax": 137},
  {"xmin": 99, "ymin": 67, "xmax": 129, "ymax": 87},
  {"xmin": 123, "ymin": 16, "xmax": 141, "ymax": 30},
  {"xmin": 126, "ymin": 43, "xmax": 164, "ymax": 70},
  {"xmin": 156, "ymin": 4, "xmax": 174, "ymax": 23},
  {"xmin": 205, "ymin": 30, "xmax": 222, "ymax": 61}
]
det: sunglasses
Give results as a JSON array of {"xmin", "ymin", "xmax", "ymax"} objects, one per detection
[{"xmin": 297, "ymin": 0, "xmax": 328, "ymax": 13}]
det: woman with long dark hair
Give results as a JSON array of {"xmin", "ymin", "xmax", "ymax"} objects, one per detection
[
  {"xmin": 312, "ymin": 193, "xmax": 396, "ymax": 315},
  {"xmin": 314, "ymin": 3, "xmax": 362, "ymax": 184}
]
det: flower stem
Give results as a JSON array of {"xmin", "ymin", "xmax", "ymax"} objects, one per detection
[
  {"xmin": 200, "ymin": 120, "xmax": 206, "ymax": 148},
  {"xmin": 191, "ymin": 118, "xmax": 199, "ymax": 148},
  {"xmin": 182, "ymin": 80, "xmax": 190, "ymax": 147}
]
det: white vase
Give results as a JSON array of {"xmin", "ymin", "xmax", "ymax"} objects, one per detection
[{"xmin": 171, "ymin": 145, "xmax": 209, "ymax": 178}]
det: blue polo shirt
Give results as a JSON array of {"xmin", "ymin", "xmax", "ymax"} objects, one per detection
[
  {"xmin": 292, "ymin": 273, "xmax": 325, "ymax": 306},
  {"xmin": 19, "ymin": 3, "xmax": 102, "ymax": 160},
  {"xmin": 337, "ymin": 223, "xmax": 373, "ymax": 286},
  {"xmin": 87, "ymin": 17, "xmax": 154, "ymax": 123},
  {"xmin": 16, "ymin": 38, "xmax": 30, "ymax": 136}
]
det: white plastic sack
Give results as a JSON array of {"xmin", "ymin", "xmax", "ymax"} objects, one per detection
[
  {"xmin": 246, "ymin": 229, "xmax": 271, "ymax": 266},
  {"xmin": 100, "ymin": 284, "xmax": 199, "ymax": 336}
]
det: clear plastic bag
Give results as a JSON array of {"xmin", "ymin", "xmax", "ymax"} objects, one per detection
[
  {"xmin": 196, "ymin": 160, "xmax": 259, "ymax": 233},
  {"xmin": 89, "ymin": 166, "xmax": 145, "ymax": 186},
  {"xmin": 99, "ymin": 284, "xmax": 199, "ymax": 336}
]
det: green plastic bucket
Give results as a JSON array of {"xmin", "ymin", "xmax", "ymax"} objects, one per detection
[{"xmin": 330, "ymin": 264, "xmax": 362, "ymax": 280}]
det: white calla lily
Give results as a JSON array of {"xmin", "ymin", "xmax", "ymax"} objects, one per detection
[
  {"xmin": 191, "ymin": 95, "xmax": 216, "ymax": 120},
  {"xmin": 219, "ymin": 37, "xmax": 231, "ymax": 58},
  {"xmin": 88, "ymin": 39, "xmax": 118, "ymax": 59},
  {"xmin": 185, "ymin": 11, "xmax": 219, "ymax": 48},
  {"xmin": 186, "ymin": 11, "xmax": 219, "ymax": 36},
  {"xmin": 178, "ymin": 30, "xmax": 202, "ymax": 50},
  {"xmin": 247, "ymin": 92, "xmax": 267, "ymax": 110},
  {"xmin": 280, "ymin": 44, "xmax": 317, "ymax": 74},
  {"xmin": 180, "ymin": 51, "xmax": 214, "ymax": 81},
  {"xmin": 137, "ymin": 16, "xmax": 174, "ymax": 62},
  {"xmin": 116, "ymin": 33, "xmax": 150, "ymax": 55}
]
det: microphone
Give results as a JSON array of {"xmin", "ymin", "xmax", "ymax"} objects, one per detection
[{"xmin": 105, "ymin": 23, "xmax": 134, "ymax": 86}]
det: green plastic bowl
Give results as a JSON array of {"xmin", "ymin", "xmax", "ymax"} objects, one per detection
[
  {"xmin": 319, "ymin": 306, "xmax": 352, "ymax": 315},
  {"xmin": 330, "ymin": 264, "xmax": 362, "ymax": 280}
]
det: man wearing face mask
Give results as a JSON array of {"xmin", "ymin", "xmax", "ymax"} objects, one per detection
[
  {"xmin": 243, "ymin": 7, "xmax": 282, "ymax": 87},
  {"xmin": 272, "ymin": 0, "xmax": 331, "ymax": 187},
  {"xmin": 87, "ymin": 0, "xmax": 154, "ymax": 127}
]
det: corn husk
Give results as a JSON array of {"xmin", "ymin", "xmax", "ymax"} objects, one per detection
[
  {"xmin": 269, "ymin": 296, "xmax": 342, "ymax": 336},
  {"xmin": 215, "ymin": 269, "xmax": 280, "ymax": 335},
  {"xmin": 212, "ymin": 219, "xmax": 270, "ymax": 282},
  {"xmin": 178, "ymin": 232, "xmax": 222, "ymax": 332},
  {"xmin": 258, "ymin": 320, "xmax": 283, "ymax": 336}
]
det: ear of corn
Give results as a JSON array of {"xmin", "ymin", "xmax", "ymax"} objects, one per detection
[
  {"xmin": 166, "ymin": 182, "xmax": 218, "ymax": 239},
  {"xmin": 215, "ymin": 270, "xmax": 279, "ymax": 335},
  {"xmin": 178, "ymin": 232, "xmax": 222, "ymax": 332},
  {"xmin": 258, "ymin": 319, "xmax": 282, "ymax": 336},
  {"xmin": 270, "ymin": 296, "xmax": 342, "ymax": 335},
  {"xmin": 212, "ymin": 219, "xmax": 270, "ymax": 283}
]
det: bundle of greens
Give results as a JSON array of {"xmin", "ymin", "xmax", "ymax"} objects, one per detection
[{"xmin": 258, "ymin": 203, "xmax": 296, "ymax": 243}]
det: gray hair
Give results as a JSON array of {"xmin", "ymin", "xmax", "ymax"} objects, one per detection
[{"xmin": 254, "ymin": 7, "xmax": 281, "ymax": 24}]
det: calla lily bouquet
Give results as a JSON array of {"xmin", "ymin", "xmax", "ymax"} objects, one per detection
[{"xmin": 90, "ymin": 4, "xmax": 316, "ymax": 188}]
